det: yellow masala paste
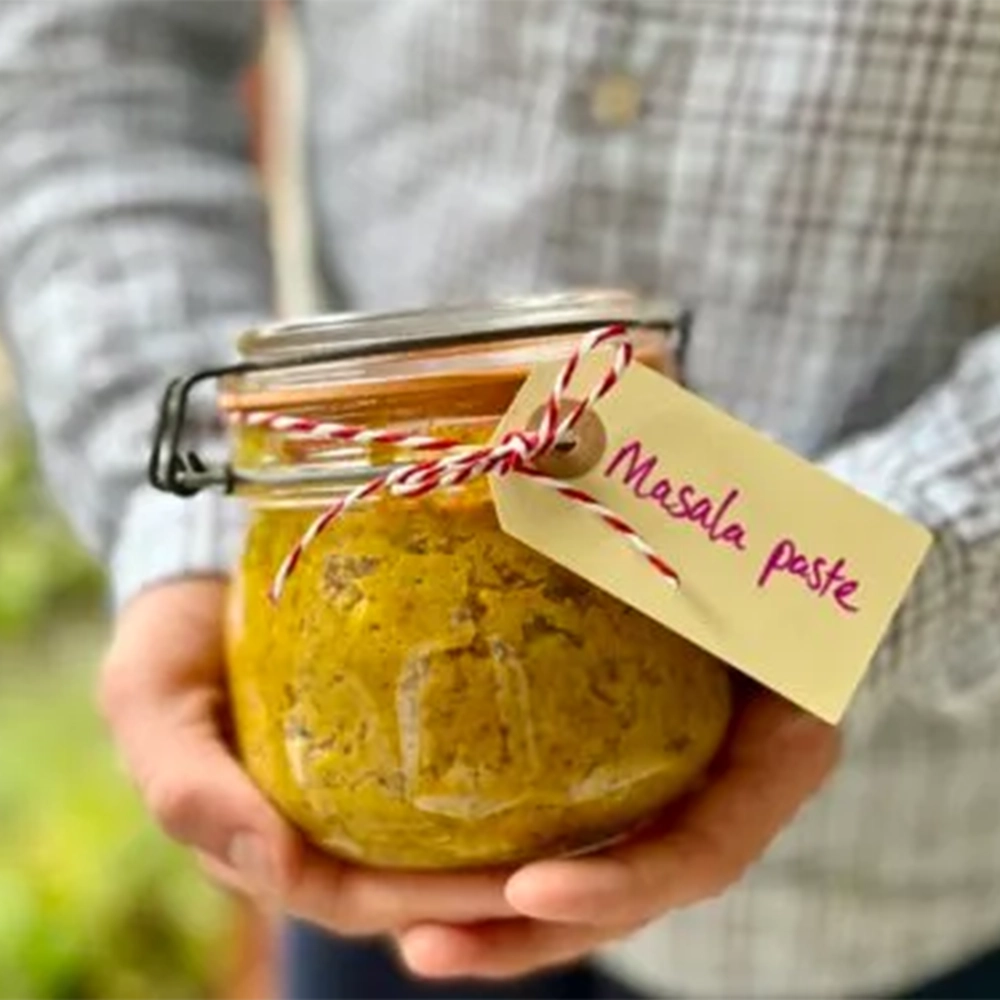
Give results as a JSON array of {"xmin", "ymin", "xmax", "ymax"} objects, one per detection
[{"xmin": 225, "ymin": 417, "xmax": 733, "ymax": 869}]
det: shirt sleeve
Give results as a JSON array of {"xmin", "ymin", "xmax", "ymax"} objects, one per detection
[
  {"xmin": 818, "ymin": 327, "xmax": 1000, "ymax": 727},
  {"xmin": 0, "ymin": 0, "xmax": 271, "ymax": 610}
]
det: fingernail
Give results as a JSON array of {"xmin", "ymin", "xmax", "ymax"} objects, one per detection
[{"xmin": 228, "ymin": 833, "xmax": 275, "ymax": 894}]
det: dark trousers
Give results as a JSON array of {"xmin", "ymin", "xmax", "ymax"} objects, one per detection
[
  {"xmin": 281, "ymin": 921, "xmax": 639, "ymax": 999},
  {"xmin": 282, "ymin": 919, "xmax": 1000, "ymax": 1000}
]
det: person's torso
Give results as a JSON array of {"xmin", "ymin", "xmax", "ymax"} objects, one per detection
[{"xmin": 293, "ymin": 2, "xmax": 1000, "ymax": 995}]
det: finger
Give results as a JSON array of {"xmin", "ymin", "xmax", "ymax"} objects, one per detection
[
  {"xmin": 398, "ymin": 919, "xmax": 628, "ymax": 981},
  {"xmin": 127, "ymin": 710, "xmax": 515, "ymax": 934},
  {"xmin": 103, "ymin": 652, "xmax": 299, "ymax": 890},
  {"xmin": 507, "ymin": 692, "xmax": 840, "ymax": 926},
  {"xmin": 196, "ymin": 849, "xmax": 269, "ymax": 900},
  {"xmin": 196, "ymin": 850, "xmax": 244, "ymax": 892},
  {"xmin": 196, "ymin": 851, "xmax": 285, "ymax": 922},
  {"xmin": 124, "ymin": 699, "xmax": 300, "ymax": 893},
  {"xmin": 285, "ymin": 848, "xmax": 518, "ymax": 937},
  {"xmin": 99, "ymin": 582, "xmax": 301, "ymax": 893},
  {"xmin": 103, "ymin": 582, "xmax": 518, "ymax": 937}
]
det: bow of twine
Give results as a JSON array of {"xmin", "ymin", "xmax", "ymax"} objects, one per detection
[{"xmin": 238, "ymin": 324, "xmax": 680, "ymax": 604}]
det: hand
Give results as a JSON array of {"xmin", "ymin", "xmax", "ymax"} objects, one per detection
[
  {"xmin": 98, "ymin": 578, "xmax": 518, "ymax": 937},
  {"xmin": 396, "ymin": 689, "xmax": 840, "ymax": 980}
]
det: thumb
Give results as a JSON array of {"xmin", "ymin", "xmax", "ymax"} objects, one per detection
[
  {"xmin": 129, "ymin": 709, "xmax": 299, "ymax": 894},
  {"xmin": 99, "ymin": 580, "xmax": 301, "ymax": 895}
]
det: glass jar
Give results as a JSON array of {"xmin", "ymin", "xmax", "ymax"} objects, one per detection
[{"xmin": 214, "ymin": 291, "xmax": 733, "ymax": 870}]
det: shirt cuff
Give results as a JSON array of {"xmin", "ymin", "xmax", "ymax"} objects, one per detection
[
  {"xmin": 819, "ymin": 426, "xmax": 927, "ymax": 524},
  {"xmin": 109, "ymin": 485, "xmax": 246, "ymax": 612},
  {"xmin": 815, "ymin": 430, "xmax": 996, "ymax": 729}
]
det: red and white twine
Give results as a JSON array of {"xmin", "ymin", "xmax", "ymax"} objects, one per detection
[{"xmin": 238, "ymin": 323, "xmax": 680, "ymax": 603}]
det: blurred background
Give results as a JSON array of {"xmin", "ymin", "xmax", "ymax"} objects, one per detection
[{"xmin": 0, "ymin": 3, "xmax": 310, "ymax": 997}]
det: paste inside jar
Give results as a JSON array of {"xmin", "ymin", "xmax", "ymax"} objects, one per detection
[{"xmin": 226, "ymin": 422, "xmax": 733, "ymax": 868}]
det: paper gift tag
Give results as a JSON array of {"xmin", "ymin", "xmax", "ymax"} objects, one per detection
[{"xmin": 490, "ymin": 353, "xmax": 933, "ymax": 724}]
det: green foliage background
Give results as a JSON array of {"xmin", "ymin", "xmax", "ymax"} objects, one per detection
[
  {"xmin": 0, "ymin": 432, "xmax": 104, "ymax": 639},
  {"xmin": 0, "ymin": 422, "xmax": 229, "ymax": 999}
]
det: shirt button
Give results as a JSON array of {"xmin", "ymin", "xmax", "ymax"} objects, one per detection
[{"xmin": 588, "ymin": 72, "xmax": 643, "ymax": 128}]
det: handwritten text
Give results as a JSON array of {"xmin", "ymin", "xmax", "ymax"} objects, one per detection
[
  {"xmin": 757, "ymin": 540, "xmax": 860, "ymax": 613},
  {"xmin": 604, "ymin": 439, "xmax": 748, "ymax": 551},
  {"xmin": 602, "ymin": 439, "xmax": 862, "ymax": 614}
]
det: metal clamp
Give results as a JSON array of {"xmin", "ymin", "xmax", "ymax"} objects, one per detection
[{"xmin": 148, "ymin": 362, "xmax": 247, "ymax": 497}]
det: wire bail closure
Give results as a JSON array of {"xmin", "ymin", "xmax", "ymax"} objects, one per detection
[{"xmin": 148, "ymin": 307, "xmax": 691, "ymax": 501}]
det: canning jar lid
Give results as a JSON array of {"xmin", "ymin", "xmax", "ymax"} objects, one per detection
[
  {"xmin": 221, "ymin": 289, "xmax": 683, "ymax": 418},
  {"xmin": 236, "ymin": 289, "xmax": 680, "ymax": 362}
]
